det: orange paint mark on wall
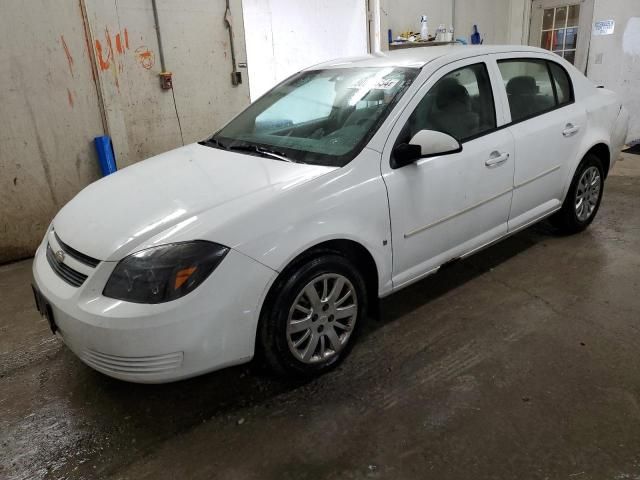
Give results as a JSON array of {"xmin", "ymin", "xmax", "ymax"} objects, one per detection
[
  {"xmin": 60, "ymin": 35, "xmax": 74, "ymax": 78},
  {"xmin": 95, "ymin": 39, "xmax": 110, "ymax": 70},
  {"xmin": 135, "ymin": 46, "xmax": 155, "ymax": 69},
  {"xmin": 104, "ymin": 27, "xmax": 122, "ymax": 93},
  {"xmin": 67, "ymin": 88, "xmax": 74, "ymax": 108},
  {"xmin": 96, "ymin": 28, "xmax": 114, "ymax": 71},
  {"xmin": 115, "ymin": 33, "xmax": 123, "ymax": 54},
  {"xmin": 93, "ymin": 26, "xmax": 132, "ymax": 90}
]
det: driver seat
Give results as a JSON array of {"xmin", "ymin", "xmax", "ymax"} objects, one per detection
[{"xmin": 430, "ymin": 77, "xmax": 479, "ymax": 141}]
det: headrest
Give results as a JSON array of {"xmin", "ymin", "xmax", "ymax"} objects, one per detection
[
  {"xmin": 506, "ymin": 76, "xmax": 537, "ymax": 95},
  {"xmin": 435, "ymin": 77, "xmax": 470, "ymax": 109}
]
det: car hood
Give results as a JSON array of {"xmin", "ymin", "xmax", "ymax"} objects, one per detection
[{"xmin": 53, "ymin": 143, "xmax": 335, "ymax": 261}]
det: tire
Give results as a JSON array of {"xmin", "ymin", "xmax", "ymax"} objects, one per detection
[
  {"xmin": 258, "ymin": 252, "xmax": 367, "ymax": 377},
  {"xmin": 551, "ymin": 153, "xmax": 605, "ymax": 234}
]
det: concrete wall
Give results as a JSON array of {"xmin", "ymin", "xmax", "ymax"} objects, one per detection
[
  {"xmin": 243, "ymin": 0, "xmax": 368, "ymax": 99},
  {"xmin": 84, "ymin": 0, "xmax": 250, "ymax": 165},
  {"xmin": 381, "ymin": 0, "xmax": 529, "ymax": 45},
  {"xmin": 0, "ymin": 0, "xmax": 250, "ymax": 264},
  {"xmin": 454, "ymin": 0, "xmax": 532, "ymax": 45},
  {"xmin": 587, "ymin": 0, "xmax": 640, "ymax": 141},
  {"xmin": 454, "ymin": 0, "xmax": 512, "ymax": 44},
  {"xmin": 0, "ymin": 0, "xmax": 104, "ymax": 263},
  {"xmin": 382, "ymin": 0, "xmax": 453, "ymax": 39},
  {"xmin": 506, "ymin": 0, "xmax": 530, "ymax": 44}
]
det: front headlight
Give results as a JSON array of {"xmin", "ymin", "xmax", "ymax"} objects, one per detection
[{"xmin": 103, "ymin": 241, "xmax": 229, "ymax": 304}]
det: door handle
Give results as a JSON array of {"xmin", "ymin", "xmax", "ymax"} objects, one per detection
[
  {"xmin": 485, "ymin": 151, "xmax": 509, "ymax": 167},
  {"xmin": 563, "ymin": 123, "xmax": 580, "ymax": 137}
]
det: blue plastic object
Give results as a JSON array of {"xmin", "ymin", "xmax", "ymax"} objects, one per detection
[
  {"xmin": 471, "ymin": 24, "xmax": 482, "ymax": 45},
  {"xmin": 94, "ymin": 135, "xmax": 117, "ymax": 176}
]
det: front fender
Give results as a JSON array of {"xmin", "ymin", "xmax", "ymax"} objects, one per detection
[
  {"xmin": 229, "ymin": 149, "xmax": 393, "ymax": 296},
  {"xmin": 158, "ymin": 148, "xmax": 394, "ymax": 297}
]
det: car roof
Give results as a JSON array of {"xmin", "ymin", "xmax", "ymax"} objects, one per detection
[{"xmin": 308, "ymin": 44, "xmax": 552, "ymax": 70}]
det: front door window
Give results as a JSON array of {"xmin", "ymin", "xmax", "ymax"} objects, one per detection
[{"xmin": 397, "ymin": 63, "xmax": 496, "ymax": 144}]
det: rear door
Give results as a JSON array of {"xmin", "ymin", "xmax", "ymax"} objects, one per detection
[
  {"xmin": 491, "ymin": 54, "xmax": 586, "ymax": 231},
  {"xmin": 381, "ymin": 56, "xmax": 515, "ymax": 289}
]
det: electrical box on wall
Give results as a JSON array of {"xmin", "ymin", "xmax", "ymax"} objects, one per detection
[{"xmin": 159, "ymin": 71, "xmax": 173, "ymax": 90}]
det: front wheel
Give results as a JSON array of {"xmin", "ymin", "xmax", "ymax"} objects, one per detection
[
  {"xmin": 258, "ymin": 253, "xmax": 367, "ymax": 377},
  {"xmin": 551, "ymin": 154, "xmax": 605, "ymax": 234}
]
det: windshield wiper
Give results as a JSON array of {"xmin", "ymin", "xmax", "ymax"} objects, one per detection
[
  {"xmin": 228, "ymin": 144, "xmax": 293, "ymax": 163},
  {"xmin": 199, "ymin": 138, "xmax": 294, "ymax": 163}
]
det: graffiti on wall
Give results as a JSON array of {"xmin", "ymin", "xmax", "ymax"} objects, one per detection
[
  {"xmin": 95, "ymin": 27, "xmax": 128, "ymax": 90},
  {"xmin": 93, "ymin": 27, "xmax": 155, "ymax": 91},
  {"xmin": 95, "ymin": 27, "xmax": 131, "ymax": 71},
  {"xmin": 59, "ymin": 26, "xmax": 156, "ymax": 100},
  {"xmin": 134, "ymin": 46, "xmax": 155, "ymax": 69}
]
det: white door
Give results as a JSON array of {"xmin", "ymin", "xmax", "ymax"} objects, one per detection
[
  {"xmin": 492, "ymin": 54, "xmax": 587, "ymax": 230},
  {"xmin": 528, "ymin": 0, "xmax": 595, "ymax": 73},
  {"xmin": 382, "ymin": 57, "xmax": 515, "ymax": 289}
]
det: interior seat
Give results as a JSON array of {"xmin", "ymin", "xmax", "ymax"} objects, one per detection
[
  {"xmin": 342, "ymin": 89, "xmax": 386, "ymax": 128},
  {"xmin": 506, "ymin": 75, "xmax": 554, "ymax": 121},
  {"xmin": 506, "ymin": 75, "xmax": 538, "ymax": 120},
  {"xmin": 430, "ymin": 77, "xmax": 480, "ymax": 140}
]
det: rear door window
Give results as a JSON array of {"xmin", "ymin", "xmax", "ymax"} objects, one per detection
[
  {"xmin": 497, "ymin": 58, "xmax": 574, "ymax": 123},
  {"xmin": 498, "ymin": 59, "xmax": 556, "ymax": 122}
]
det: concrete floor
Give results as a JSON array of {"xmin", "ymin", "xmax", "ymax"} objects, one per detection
[{"xmin": 2, "ymin": 154, "xmax": 640, "ymax": 480}]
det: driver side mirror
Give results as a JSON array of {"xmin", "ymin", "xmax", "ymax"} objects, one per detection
[{"xmin": 390, "ymin": 130, "xmax": 462, "ymax": 169}]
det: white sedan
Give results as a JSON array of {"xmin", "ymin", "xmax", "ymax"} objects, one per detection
[{"xmin": 32, "ymin": 45, "xmax": 629, "ymax": 383}]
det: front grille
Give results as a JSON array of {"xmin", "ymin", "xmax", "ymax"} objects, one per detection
[
  {"xmin": 54, "ymin": 232, "xmax": 100, "ymax": 267},
  {"xmin": 81, "ymin": 349, "xmax": 184, "ymax": 375},
  {"xmin": 46, "ymin": 243, "xmax": 88, "ymax": 287}
]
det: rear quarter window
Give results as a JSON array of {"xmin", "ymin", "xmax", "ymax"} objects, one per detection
[{"xmin": 548, "ymin": 61, "xmax": 574, "ymax": 105}]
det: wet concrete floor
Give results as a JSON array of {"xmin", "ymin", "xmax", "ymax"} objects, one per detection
[{"xmin": 2, "ymin": 155, "xmax": 640, "ymax": 479}]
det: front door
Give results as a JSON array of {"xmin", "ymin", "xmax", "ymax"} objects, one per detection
[
  {"xmin": 382, "ymin": 57, "xmax": 515, "ymax": 289},
  {"xmin": 528, "ymin": 0, "xmax": 595, "ymax": 73}
]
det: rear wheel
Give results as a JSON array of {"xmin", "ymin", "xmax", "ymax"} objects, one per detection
[
  {"xmin": 551, "ymin": 154, "xmax": 604, "ymax": 234},
  {"xmin": 259, "ymin": 253, "xmax": 367, "ymax": 377}
]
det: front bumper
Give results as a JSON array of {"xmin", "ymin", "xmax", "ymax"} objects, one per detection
[{"xmin": 32, "ymin": 240, "xmax": 277, "ymax": 383}]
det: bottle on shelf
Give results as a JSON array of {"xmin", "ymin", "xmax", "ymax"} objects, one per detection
[{"xmin": 420, "ymin": 15, "xmax": 429, "ymax": 41}]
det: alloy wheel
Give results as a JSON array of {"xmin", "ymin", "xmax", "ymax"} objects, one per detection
[
  {"xmin": 575, "ymin": 166, "xmax": 601, "ymax": 222},
  {"xmin": 286, "ymin": 273, "xmax": 358, "ymax": 364}
]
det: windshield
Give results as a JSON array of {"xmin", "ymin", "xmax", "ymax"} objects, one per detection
[{"xmin": 211, "ymin": 66, "xmax": 419, "ymax": 167}]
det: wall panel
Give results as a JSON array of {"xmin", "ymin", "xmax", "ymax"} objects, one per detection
[
  {"xmin": 243, "ymin": 0, "xmax": 368, "ymax": 99},
  {"xmin": 0, "ymin": 0, "xmax": 250, "ymax": 263},
  {"xmin": 0, "ymin": 0, "xmax": 104, "ymax": 262}
]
